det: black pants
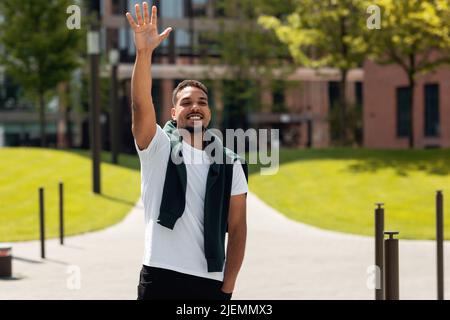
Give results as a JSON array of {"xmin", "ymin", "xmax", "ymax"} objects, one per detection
[{"xmin": 137, "ymin": 265, "xmax": 233, "ymax": 300}]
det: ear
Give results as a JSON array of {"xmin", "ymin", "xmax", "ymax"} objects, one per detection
[{"xmin": 171, "ymin": 106, "xmax": 176, "ymax": 120}]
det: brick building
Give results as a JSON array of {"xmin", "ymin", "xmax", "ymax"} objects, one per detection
[{"xmin": 363, "ymin": 60, "xmax": 450, "ymax": 149}]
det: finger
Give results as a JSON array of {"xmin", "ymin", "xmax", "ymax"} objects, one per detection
[
  {"xmin": 151, "ymin": 5, "xmax": 157, "ymax": 26},
  {"xmin": 135, "ymin": 4, "xmax": 143, "ymax": 26},
  {"xmin": 143, "ymin": 2, "xmax": 150, "ymax": 24},
  {"xmin": 159, "ymin": 27, "xmax": 172, "ymax": 42},
  {"xmin": 126, "ymin": 12, "xmax": 137, "ymax": 29}
]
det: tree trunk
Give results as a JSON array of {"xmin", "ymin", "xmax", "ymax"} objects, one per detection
[
  {"xmin": 408, "ymin": 76, "xmax": 415, "ymax": 149},
  {"xmin": 407, "ymin": 54, "xmax": 416, "ymax": 149},
  {"xmin": 38, "ymin": 92, "xmax": 47, "ymax": 147},
  {"xmin": 339, "ymin": 69, "xmax": 348, "ymax": 145}
]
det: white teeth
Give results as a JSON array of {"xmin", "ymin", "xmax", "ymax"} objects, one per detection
[{"xmin": 188, "ymin": 114, "xmax": 202, "ymax": 120}]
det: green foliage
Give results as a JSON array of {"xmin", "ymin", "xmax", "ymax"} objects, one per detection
[
  {"xmin": 0, "ymin": 0, "xmax": 84, "ymax": 97},
  {"xmin": 328, "ymin": 103, "xmax": 363, "ymax": 146},
  {"xmin": 0, "ymin": 0, "xmax": 85, "ymax": 146},
  {"xmin": 368, "ymin": 0, "xmax": 450, "ymax": 75},
  {"xmin": 258, "ymin": 0, "xmax": 369, "ymax": 69},
  {"xmin": 201, "ymin": 0, "xmax": 294, "ymax": 121},
  {"xmin": 258, "ymin": 0, "xmax": 370, "ymax": 145}
]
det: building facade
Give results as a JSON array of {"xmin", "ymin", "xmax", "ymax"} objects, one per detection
[
  {"xmin": 0, "ymin": 0, "xmax": 365, "ymax": 151},
  {"xmin": 363, "ymin": 60, "xmax": 450, "ymax": 149},
  {"xmin": 102, "ymin": 0, "xmax": 363, "ymax": 151}
]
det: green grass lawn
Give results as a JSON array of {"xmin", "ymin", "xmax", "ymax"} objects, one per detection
[
  {"xmin": 2, "ymin": 147, "xmax": 450, "ymax": 242},
  {"xmin": 0, "ymin": 147, "xmax": 140, "ymax": 242},
  {"xmin": 248, "ymin": 148, "xmax": 450, "ymax": 240}
]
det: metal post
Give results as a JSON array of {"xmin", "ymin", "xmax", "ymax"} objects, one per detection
[
  {"xmin": 90, "ymin": 40, "xmax": 101, "ymax": 194},
  {"xmin": 109, "ymin": 48, "xmax": 119, "ymax": 164},
  {"xmin": 110, "ymin": 63, "xmax": 118, "ymax": 164},
  {"xmin": 375, "ymin": 203, "xmax": 385, "ymax": 300},
  {"xmin": 384, "ymin": 231, "xmax": 399, "ymax": 300},
  {"xmin": 436, "ymin": 190, "xmax": 444, "ymax": 300},
  {"xmin": 59, "ymin": 182, "xmax": 64, "ymax": 245},
  {"xmin": 88, "ymin": 2, "xmax": 101, "ymax": 194},
  {"xmin": 39, "ymin": 188, "xmax": 45, "ymax": 259}
]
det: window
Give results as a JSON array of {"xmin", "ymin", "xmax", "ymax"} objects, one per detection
[
  {"xmin": 355, "ymin": 81, "xmax": 363, "ymax": 107},
  {"xmin": 111, "ymin": 0, "xmax": 127, "ymax": 15},
  {"xmin": 424, "ymin": 84, "xmax": 440, "ymax": 137},
  {"xmin": 272, "ymin": 81, "xmax": 286, "ymax": 113},
  {"xmin": 213, "ymin": 0, "xmax": 226, "ymax": 17},
  {"xmin": 175, "ymin": 29, "xmax": 193, "ymax": 54},
  {"xmin": 396, "ymin": 87, "xmax": 411, "ymax": 138},
  {"xmin": 160, "ymin": 0, "xmax": 184, "ymax": 18},
  {"xmin": 192, "ymin": 0, "xmax": 208, "ymax": 16},
  {"xmin": 328, "ymin": 81, "xmax": 341, "ymax": 110}
]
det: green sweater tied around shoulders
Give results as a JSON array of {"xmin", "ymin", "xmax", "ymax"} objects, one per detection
[{"xmin": 157, "ymin": 120, "xmax": 247, "ymax": 272}]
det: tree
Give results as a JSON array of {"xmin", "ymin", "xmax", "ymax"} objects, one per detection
[
  {"xmin": 258, "ymin": 0, "xmax": 369, "ymax": 145},
  {"xmin": 367, "ymin": 0, "xmax": 450, "ymax": 148},
  {"xmin": 200, "ymin": 0, "xmax": 294, "ymax": 130},
  {"xmin": 0, "ymin": 0, "xmax": 83, "ymax": 147}
]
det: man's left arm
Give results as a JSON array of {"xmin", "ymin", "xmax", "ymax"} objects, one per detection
[{"xmin": 222, "ymin": 193, "xmax": 247, "ymax": 294}]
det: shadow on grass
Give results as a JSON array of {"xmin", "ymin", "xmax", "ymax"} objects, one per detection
[
  {"xmin": 99, "ymin": 193, "xmax": 138, "ymax": 206},
  {"xmin": 68, "ymin": 149, "xmax": 140, "ymax": 171},
  {"xmin": 248, "ymin": 148, "xmax": 450, "ymax": 177},
  {"xmin": 68, "ymin": 147, "xmax": 450, "ymax": 178}
]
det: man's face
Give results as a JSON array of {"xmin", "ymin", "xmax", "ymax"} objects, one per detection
[{"xmin": 172, "ymin": 86, "xmax": 211, "ymax": 131}]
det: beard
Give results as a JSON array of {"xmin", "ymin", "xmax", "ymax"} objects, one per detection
[
  {"xmin": 183, "ymin": 121, "xmax": 207, "ymax": 133},
  {"xmin": 184, "ymin": 125, "xmax": 208, "ymax": 133}
]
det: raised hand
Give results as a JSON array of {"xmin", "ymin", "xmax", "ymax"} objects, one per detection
[{"xmin": 126, "ymin": 2, "xmax": 172, "ymax": 54}]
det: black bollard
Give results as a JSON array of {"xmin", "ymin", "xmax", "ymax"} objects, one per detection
[
  {"xmin": 436, "ymin": 190, "xmax": 444, "ymax": 300},
  {"xmin": 375, "ymin": 203, "xmax": 385, "ymax": 300},
  {"xmin": 59, "ymin": 182, "xmax": 64, "ymax": 245},
  {"xmin": 39, "ymin": 187, "xmax": 45, "ymax": 259},
  {"xmin": 384, "ymin": 231, "xmax": 399, "ymax": 300}
]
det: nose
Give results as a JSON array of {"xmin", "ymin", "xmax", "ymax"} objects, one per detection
[{"xmin": 190, "ymin": 104, "xmax": 201, "ymax": 112}]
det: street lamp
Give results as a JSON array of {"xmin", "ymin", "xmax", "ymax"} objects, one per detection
[
  {"xmin": 87, "ymin": 28, "xmax": 101, "ymax": 194},
  {"xmin": 109, "ymin": 48, "xmax": 119, "ymax": 164}
]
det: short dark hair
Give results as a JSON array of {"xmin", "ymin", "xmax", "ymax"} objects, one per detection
[{"xmin": 172, "ymin": 80, "xmax": 208, "ymax": 106}]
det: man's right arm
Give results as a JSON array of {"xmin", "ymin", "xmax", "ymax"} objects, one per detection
[
  {"xmin": 126, "ymin": 3, "xmax": 172, "ymax": 150},
  {"xmin": 131, "ymin": 51, "xmax": 156, "ymax": 150}
]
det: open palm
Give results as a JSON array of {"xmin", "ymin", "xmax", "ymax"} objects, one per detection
[{"xmin": 126, "ymin": 2, "xmax": 172, "ymax": 53}]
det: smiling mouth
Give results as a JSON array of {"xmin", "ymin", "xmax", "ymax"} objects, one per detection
[{"xmin": 187, "ymin": 113, "xmax": 204, "ymax": 120}]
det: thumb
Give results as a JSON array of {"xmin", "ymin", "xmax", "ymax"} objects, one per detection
[{"xmin": 159, "ymin": 27, "xmax": 173, "ymax": 42}]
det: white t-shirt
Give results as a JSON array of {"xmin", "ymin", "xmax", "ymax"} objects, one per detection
[{"xmin": 135, "ymin": 125, "xmax": 248, "ymax": 281}]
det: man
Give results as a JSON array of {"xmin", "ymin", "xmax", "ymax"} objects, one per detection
[{"xmin": 126, "ymin": 3, "xmax": 248, "ymax": 300}]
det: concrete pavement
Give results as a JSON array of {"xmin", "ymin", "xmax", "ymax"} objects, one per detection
[{"xmin": 1, "ymin": 192, "xmax": 449, "ymax": 300}]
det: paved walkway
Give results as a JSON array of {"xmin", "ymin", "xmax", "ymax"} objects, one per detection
[{"xmin": 1, "ymin": 192, "xmax": 449, "ymax": 300}]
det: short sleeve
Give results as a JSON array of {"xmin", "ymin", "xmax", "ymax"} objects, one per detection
[
  {"xmin": 134, "ymin": 125, "xmax": 170, "ymax": 162},
  {"xmin": 231, "ymin": 160, "xmax": 248, "ymax": 196}
]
